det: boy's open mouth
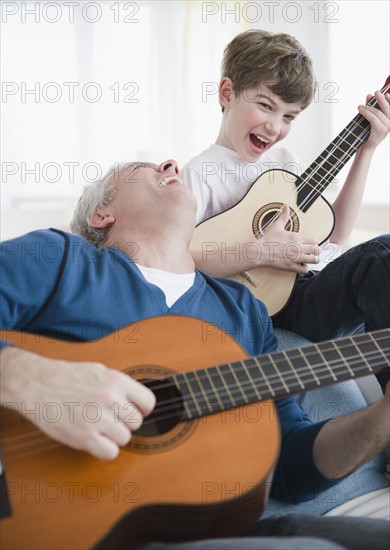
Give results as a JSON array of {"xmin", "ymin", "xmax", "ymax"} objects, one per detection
[{"xmin": 250, "ymin": 133, "xmax": 270, "ymax": 151}]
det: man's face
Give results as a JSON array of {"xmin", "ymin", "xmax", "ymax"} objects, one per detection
[
  {"xmin": 218, "ymin": 82, "xmax": 303, "ymax": 162},
  {"xmin": 106, "ymin": 160, "xmax": 197, "ymax": 233}
]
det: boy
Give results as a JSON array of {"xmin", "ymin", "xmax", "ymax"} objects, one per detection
[{"xmin": 181, "ymin": 30, "xmax": 390, "ymax": 368}]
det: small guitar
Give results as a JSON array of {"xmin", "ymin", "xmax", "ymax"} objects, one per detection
[
  {"xmin": 191, "ymin": 78, "xmax": 390, "ymax": 316},
  {"xmin": 0, "ymin": 318, "xmax": 389, "ymax": 549}
]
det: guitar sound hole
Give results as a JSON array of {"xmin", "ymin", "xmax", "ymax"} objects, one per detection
[
  {"xmin": 252, "ymin": 203, "xmax": 299, "ymax": 238},
  {"xmin": 260, "ymin": 210, "xmax": 293, "ymax": 233},
  {"xmin": 135, "ymin": 378, "xmax": 184, "ymax": 437}
]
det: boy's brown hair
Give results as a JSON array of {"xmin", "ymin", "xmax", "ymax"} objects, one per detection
[{"xmin": 221, "ymin": 29, "xmax": 315, "ymax": 111}]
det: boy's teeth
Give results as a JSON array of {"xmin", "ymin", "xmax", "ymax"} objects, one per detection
[
  {"xmin": 255, "ymin": 134, "xmax": 268, "ymax": 143},
  {"xmin": 250, "ymin": 133, "xmax": 268, "ymax": 149}
]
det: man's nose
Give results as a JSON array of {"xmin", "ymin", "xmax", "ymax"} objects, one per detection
[{"xmin": 158, "ymin": 159, "xmax": 179, "ymax": 174}]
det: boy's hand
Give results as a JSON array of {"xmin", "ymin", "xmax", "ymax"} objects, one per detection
[
  {"xmin": 0, "ymin": 346, "xmax": 156, "ymax": 460},
  {"xmin": 358, "ymin": 91, "xmax": 390, "ymax": 151},
  {"xmin": 258, "ymin": 204, "xmax": 319, "ymax": 273}
]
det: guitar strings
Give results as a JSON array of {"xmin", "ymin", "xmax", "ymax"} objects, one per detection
[
  {"xmin": 3, "ymin": 352, "xmax": 387, "ymax": 458},
  {"xmin": 139, "ymin": 347, "xmax": 389, "ymax": 423},
  {"xmin": 141, "ymin": 354, "xmax": 388, "ymax": 425},
  {"xmin": 256, "ymin": 85, "xmax": 389, "ymax": 236},
  {"xmin": 2, "ymin": 332, "xmax": 388, "ymax": 428},
  {"xmin": 258, "ymin": 116, "xmax": 370, "ymax": 235},
  {"xmin": 257, "ymin": 118, "xmax": 367, "ymax": 232},
  {"xmin": 2, "ymin": 359, "xmax": 388, "ymax": 460},
  {"xmin": 266, "ymin": 79, "xmax": 390, "ymax": 230},
  {"xmin": 306, "ymin": 80, "xmax": 390, "ymax": 195},
  {"xmin": 4, "ymin": 335, "xmax": 389, "ymax": 428},
  {"xmin": 264, "ymin": 85, "xmax": 389, "ymax": 230},
  {"xmin": 147, "ymin": 332, "xmax": 390, "ymax": 396},
  {"xmin": 2, "ymin": 344, "xmax": 388, "ymax": 455},
  {"xmin": 297, "ymin": 116, "xmax": 369, "ymax": 198}
]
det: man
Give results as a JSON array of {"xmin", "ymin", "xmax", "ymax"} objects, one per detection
[{"xmin": 1, "ymin": 160, "xmax": 389, "ymax": 549}]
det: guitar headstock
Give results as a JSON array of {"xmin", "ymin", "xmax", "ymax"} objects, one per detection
[{"xmin": 381, "ymin": 76, "xmax": 390, "ymax": 94}]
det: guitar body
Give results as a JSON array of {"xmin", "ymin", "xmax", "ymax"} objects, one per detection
[
  {"xmin": 0, "ymin": 317, "xmax": 279, "ymax": 550},
  {"xmin": 191, "ymin": 169, "xmax": 335, "ymax": 317}
]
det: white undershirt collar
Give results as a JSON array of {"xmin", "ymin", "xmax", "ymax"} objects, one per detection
[{"xmin": 137, "ymin": 264, "xmax": 195, "ymax": 307}]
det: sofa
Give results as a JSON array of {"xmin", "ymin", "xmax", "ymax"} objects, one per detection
[{"xmin": 262, "ymin": 329, "xmax": 390, "ymax": 519}]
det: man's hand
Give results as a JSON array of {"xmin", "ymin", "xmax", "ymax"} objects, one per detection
[
  {"xmin": 0, "ymin": 346, "xmax": 156, "ymax": 460},
  {"xmin": 256, "ymin": 204, "xmax": 320, "ymax": 273}
]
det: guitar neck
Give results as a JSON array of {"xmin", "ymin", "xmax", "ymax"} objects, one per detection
[
  {"xmin": 169, "ymin": 329, "xmax": 390, "ymax": 421},
  {"xmin": 296, "ymin": 79, "xmax": 390, "ymax": 212}
]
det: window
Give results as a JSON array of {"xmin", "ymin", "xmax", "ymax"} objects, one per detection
[{"xmin": 1, "ymin": 0, "xmax": 388, "ymax": 240}]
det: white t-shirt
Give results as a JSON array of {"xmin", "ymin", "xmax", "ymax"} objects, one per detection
[
  {"xmin": 181, "ymin": 144, "xmax": 304, "ymax": 225},
  {"xmin": 137, "ymin": 265, "xmax": 195, "ymax": 307},
  {"xmin": 181, "ymin": 144, "xmax": 340, "ymax": 270}
]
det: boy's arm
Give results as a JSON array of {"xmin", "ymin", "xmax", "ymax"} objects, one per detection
[
  {"xmin": 330, "ymin": 90, "xmax": 390, "ymax": 246},
  {"xmin": 191, "ymin": 204, "xmax": 320, "ymax": 277}
]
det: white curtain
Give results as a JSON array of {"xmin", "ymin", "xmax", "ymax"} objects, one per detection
[{"xmin": 1, "ymin": 0, "xmax": 388, "ymax": 238}]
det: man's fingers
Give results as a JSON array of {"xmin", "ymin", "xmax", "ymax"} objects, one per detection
[
  {"xmin": 83, "ymin": 433, "xmax": 121, "ymax": 461},
  {"xmin": 108, "ymin": 401, "xmax": 144, "ymax": 431},
  {"xmin": 74, "ymin": 415, "xmax": 134, "ymax": 460},
  {"xmin": 98, "ymin": 410, "xmax": 133, "ymax": 442},
  {"xmin": 125, "ymin": 377, "xmax": 156, "ymax": 417},
  {"xmin": 50, "ymin": 424, "xmax": 122, "ymax": 461}
]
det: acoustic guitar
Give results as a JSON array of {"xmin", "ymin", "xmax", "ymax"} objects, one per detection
[
  {"xmin": 191, "ymin": 78, "xmax": 390, "ymax": 316},
  {"xmin": 1, "ymin": 318, "xmax": 389, "ymax": 549}
]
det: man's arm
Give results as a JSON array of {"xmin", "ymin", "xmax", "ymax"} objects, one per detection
[
  {"xmin": 0, "ymin": 346, "xmax": 156, "ymax": 460},
  {"xmin": 313, "ymin": 383, "xmax": 390, "ymax": 479},
  {"xmin": 272, "ymin": 385, "xmax": 389, "ymax": 503}
]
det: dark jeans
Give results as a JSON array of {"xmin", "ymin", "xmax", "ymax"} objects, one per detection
[
  {"xmin": 140, "ymin": 513, "xmax": 390, "ymax": 550},
  {"xmin": 273, "ymin": 235, "xmax": 390, "ymax": 391}
]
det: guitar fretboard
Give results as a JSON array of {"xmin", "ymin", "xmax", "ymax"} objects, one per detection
[
  {"xmin": 169, "ymin": 329, "xmax": 389, "ymax": 420},
  {"xmin": 296, "ymin": 80, "xmax": 389, "ymax": 212}
]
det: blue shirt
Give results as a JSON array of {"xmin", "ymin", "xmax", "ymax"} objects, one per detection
[{"xmin": 1, "ymin": 229, "xmax": 334, "ymax": 502}]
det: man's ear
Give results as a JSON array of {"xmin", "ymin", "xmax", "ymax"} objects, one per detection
[
  {"xmin": 219, "ymin": 77, "xmax": 234, "ymax": 109},
  {"xmin": 89, "ymin": 211, "xmax": 116, "ymax": 229}
]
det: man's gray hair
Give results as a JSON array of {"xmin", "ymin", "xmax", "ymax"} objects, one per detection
[{"xmin": 70, "ymin": 167, "xmax": 120, "ymax": 248}]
